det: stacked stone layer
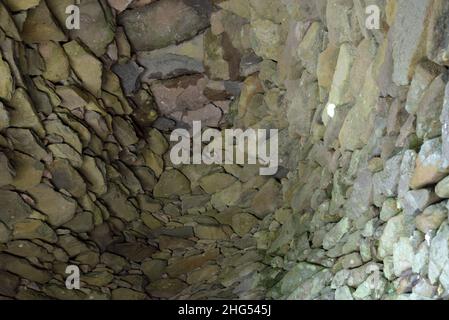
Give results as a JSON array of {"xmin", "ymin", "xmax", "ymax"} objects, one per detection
[{"xmin": 1, "ymin": 0, "xmax": 449, "ymax": 300}]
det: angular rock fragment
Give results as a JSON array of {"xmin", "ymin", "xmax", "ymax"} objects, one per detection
[
  {"xmin": 58, "ymin": 234, "xmax": 89, "ymax": 257},
  {"xmin": 147, "ymin": 128, "xmax": 168, "ymax": 156},
  {"xmin": 69, "ymin": 0, "xmax": 115, "ymax": 57},
  {"xmin": 55, "ymin": 85, "xmax": 90, "ymax": 111},
  {"xmin": 0, "ymin": 102, "xmax": 10, "ymax": 131},
  {"xmin": 390, "ymin": 0, "xmax": 432, "ymax": 85},
  {"xmin": 317, "ymin": 44, "xmax": 339, "ymax": 97},
  {"xmin": 398, "ymin": 150, "xmax": 418, "ymax": 200},
  {"xmin": 146, "ymin": 279, "xmax": 187, "ymax": 299},
  {"xmin": 101, "ymin": 252, "xmax": 130, "ymax": 273},
  {"xmin": 345, "ymin": 169, "xmax": 373, "ymax": 219},
  {"xmin": 204, "ymin": 29, "xmax": 239, "ymax": 81},
  {"xmin": 8, "ymin": 88, "xmax": 45, "ymax": 138},
  {"xmin": 194, "ymin": 224, "xmax": 229, "ymax": 240},
  {"xmin": 323, "ymin": 217, "xmax": 350, "ymax": 250},
  {"xmin": 150, "ymin": 75, "xmax": 210, "ymax": 119},
  {"xmin": 231, "ymin": 213, "xmax": 259, "ymax": 237},
  {"xmin": 64, "ymin": 211, "xmax": 94, "ymax": 234},
  {"xmin": 326, "ymin": 0, "xmax": 361, "ymax": 46},
  {"xmin": 137, "ymin": 33, "xmax": 204, "ymax": 81},
  {"xmin": 6, "ymin": 128, "xmax": 47, "ymax": 160},
  {"xmin": 9, "ymin": 151, "xmax": 44, "ymax": 191},
  {"xmin": 287, "ymin": 269, "xmax": 333, "ymax": 300},
  {"xmin": 0, "ymin": 270, "xmax": 19, "ymax": 297},
  {"xmin": 112, "ymin": 288, "xmax": 146, "ymax": 300},
  {"xmin": 406, "ymin": 61, "xmax": 443, "ymax": 114},
  {"xmin": 107, "ymin": 242, "xmax": 157, "ymax": 262},
  {"xmin": 380, "ymin": 199, "xmax": 400, "ymax": 222},
  {"xmin": 333, "ymin": 253, "xmax": 363, "ymax": 272},
  {"xmin": 335, "ymin": 286, "xmax": 353, "ymax": 300},
  {"xmin": 45, "ymin": 118, "xmax": 83, "ymax": 153},
  {"xmin": 32, "ymin": 77, "xmax": 62, "ymax": 111},
  {"xmin": 349, "ymin": 38, "xmax": 377, "ymax": 100},
  {"xmin": 427, "ymin": 0, "xmax": 449, "ymax": 66},
  {"xmin": 211, "ymin": 181, "xmax": 242, "ymax": 210},
  {"xmin": 393, "ymin": 237, "xmax": 414, "ymax": 276},
  {"xmin": 39, "ymin": 41, "xmax": 70, "ymax": 83},
  {"xmin": 286, "ymin": 73, "xmax": 319, "ymax": 137},
  {"xmin": 12, "ymin": 219, "xmax": 58, "ymax": 243},
  {"xmin": 378, "ymin": 214, "xmax": 407, "ymax": 259},
  {"xmin": 84, "ymin": 111, "xmax": 110, "ymax": 140},
  {"xmin": 102, "ymin": 183, "xmax": 139, "ymax": 222},
  {"xmin": 21, "ymin": 1, "xmax": 66, "ymax": 43},
  {"xmin": 181, "ymin": 103, "xmax": 223, "ymax": 128},
  {"xmin": 159, "ymin": 235, "xmax": 194, "ymax": 250},
  {"xmin": 187, "ymin": 265, "xmax": 219, "ymax": 285},
  {"xmin": 119, "ymin": 0, "xmax": 212, "ymax": 51},
  {"xmin": 112, "ymin": 116, "xmax": 139, "ymax": 146},
  {"xmin": 108, "ymin": 0, "xmax": 133, "ymax": 13},
  {"xmin": 440, "ymin": 82, "xmax": 449, "ymax": 168},
  {"xmin": 5, "ymin": 240, "xmax": 54, "ymax": 261},
  {"xmin": 400, "ymin": 188, "xmax": 439, "ymax": 217},
  {"xmin": 0, "ymin": 190, "xmax": 32, "ymax": 228},
  {"xmin": 0, "ymin": 152, "xmax": 14, "ymax": 187},
  {"xmin": 328, "ymin": 43, "xmax": 355, "ymax": 107},
  {"xmin": 250, "ymin": 18, "xmax": 282, "ymax": 61},
  {"xmin": 0, "ymin": 3, "xmax": 20, "ymax": 41},
  {"xmin": 199, "ymin": 172, "xmax": 237, "ymax": 194},
  {"xmin": 153, "ymin": 170, "xmax": 191, "ymax": 198},
  {"xmin": 49, "ymin": 159, "xmax": 87, "ymax": 198},
  {"xmin": 143, "ymin": 149, "xmax": 164, "ymax": 177},
  {"xmin": 416, "ymin": 74, "xmax": 446, "ymax": 139},
  {"xmin": 166, "ymin": 249, "xmax": 219, "ymax": 277},
  {"xmin": 42, "ymin": 284, "xmax": 88, "ymax": 300},
  {"xmin": 273, "ymin": 262, "xmax": 323, "ymax": 298},
  {"xmin": 217, "ymin": 0, "xmax": 250, "ymax": 19},
  {"xmin": 28, "ymin": 184, "xmax": 77, "ymax": 227},
  {"xmin": 372, "ymin": 154, "xmax": 403, "ymax": 206},
  {"xmin": 63, "ymin": 41, "xmax": 103, "ymax": 97},
  {"xmin": 79, "ymin": 156, "xmax": 107, "ymax": 195},
  {"xmin": 339, "ymin": 64, "xmax": 379, "ymax": 151},
  {"xmin": 415, "ymin": 202, "xmax": 448, "ymax": 233},
  {"xmin": 251, "ymin": 179, "xmax": 281, "ymax": 218},
  {"xmin": 111, "ymin": 61, "xmax": 142, "ymax": 96},
  {"xmin": 0, "ymin": 253, "xmax": 51, "ymax": 284},
  {"xmin": 3, "ymin": 0, "xmax": 40, "ymax": 11},
  {"xmin": 0, "ymin": 53, "xmax": 13, "ymax": 101},
  {"xmin": 48, "ymin": 144, "xmax": 83, "ymax": 168},
  {"xmin": 429, "ymin": 222, "xmax": 449, "ymax": 288},
  {"xmin": 410, "ymin": 138, "xmax": 449, "ymax": 189},
  {"xmin": 436, "ymin": 175, "xmax": 449, "ymax": 198}
]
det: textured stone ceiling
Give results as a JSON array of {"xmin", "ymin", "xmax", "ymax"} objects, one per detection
[{"xmin": 1, "ymin": 0, "xmax": 449, "ymax": 301}]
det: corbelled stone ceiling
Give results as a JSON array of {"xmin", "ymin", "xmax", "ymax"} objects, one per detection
[{"xmin": 1, "ymin": 0, "xmax": 449, "ymax": 301}]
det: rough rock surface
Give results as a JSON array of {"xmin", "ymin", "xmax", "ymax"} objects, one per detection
[
  {"xmin": 119, "ymin": 0, "xmax": 212, "ymax": 51},
  {"xmin": 1, "ymin": 0, "xmax": 449, "ymax": 302}
]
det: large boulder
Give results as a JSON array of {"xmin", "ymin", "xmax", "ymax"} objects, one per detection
[{"xmin": 119, "ymin": 0, "xmax": 212, "ymax": 51}]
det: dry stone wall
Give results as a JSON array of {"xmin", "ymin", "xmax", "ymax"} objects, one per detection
[
  {"xmin": 0, "ymin": 0, "xmax": 449, "ymax": 301},
  {"xmin": 257, "ymin": 0, "xmax": 449, "ymax": 300}
]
